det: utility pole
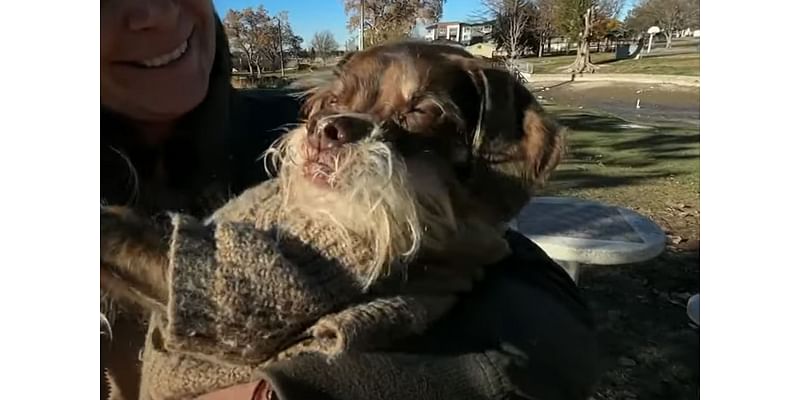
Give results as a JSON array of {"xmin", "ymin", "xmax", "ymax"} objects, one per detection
[
  {"xmin": 359, "ymin": 0, "xmax": 365, "ymax": 50},
  {"xmin": 278, "ymin": 18, "xmax": 285, "ymax": 77}
]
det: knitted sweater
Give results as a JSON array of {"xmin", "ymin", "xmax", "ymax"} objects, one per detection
[{"xmin": 138, "ymin": 180, "xmax": 492, "ymax": 400}]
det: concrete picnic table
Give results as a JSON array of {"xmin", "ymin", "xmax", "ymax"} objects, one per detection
[{"xmin": 510, "ymin": 196, "xmax": 666, "ymax": 282}]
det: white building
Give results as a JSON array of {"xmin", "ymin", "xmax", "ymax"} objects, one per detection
[{"xmin": 424, "ymin": 21, "xmax": 493, "ymax": 45}]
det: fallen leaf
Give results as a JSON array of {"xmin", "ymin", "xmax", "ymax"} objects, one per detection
[{"xmin": 670, "ymin": 236, "xmax": 686, "ymax": 244}]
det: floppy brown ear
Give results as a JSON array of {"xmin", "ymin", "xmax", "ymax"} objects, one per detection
[
  {"xmin": 461, "ymin": 64, "xmax": 566, "ymax": 220},
  {"xmin": 300, "ymin": 51, "xmax": 359, "ymax": 118},
  {"xmin": 334, "ymin": 51, "xmax": 358, "ymax": 75},
  {"xmin": 300, "ymin": 89, "xmax": 324, "ymax": 119},
  {"xmin": 472, "ymin": 67, "xmax": 565, "ymax": 184}
]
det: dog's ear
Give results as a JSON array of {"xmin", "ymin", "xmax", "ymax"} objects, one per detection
[
  {"xmin": 300, "ymin": 89, "xmax": 324, "ymax": 119},
  {"xmin": 470, "ymin": 66, "xmax": 565, "ymax": 184},
  {"xmin": 334, "ymin": 51, "xmax": 358, "ymax": 76},
  {"xmin": 458, "ymin": 61, "xmax": 566, "ymax": 220},
  {"xmin": 301, "ymin": 51, "xmax": 359, "ymax": 119}
]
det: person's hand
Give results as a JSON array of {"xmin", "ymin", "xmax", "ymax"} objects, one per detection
[
  {"xmin": 193, "ymin": 380, "xmax": 273, "ymax": 400},
  {"xmin": 100, "ymin": 206, "xmax": 170, "ymax": 312}
]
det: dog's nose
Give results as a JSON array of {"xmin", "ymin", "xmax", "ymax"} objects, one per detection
[{"xmin": 309, "ymin": 116, "xmax": 373, "ymax": 149}]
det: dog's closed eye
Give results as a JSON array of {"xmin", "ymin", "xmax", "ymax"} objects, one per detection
[{"xmin": 399, "ymin": 100, "xmax": 444, "ymax": 133}]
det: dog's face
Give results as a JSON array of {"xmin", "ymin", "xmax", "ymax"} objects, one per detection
[{"xmin": 268, "ymin": 41, "xmax": 564, "ymax": 281}]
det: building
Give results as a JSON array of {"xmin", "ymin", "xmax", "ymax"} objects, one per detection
[
  {"xmin": 465, "ymin": 42, "xmax": 503, "ymax": 58},
  {"xmin": 424, "ymin": 21, "xmax": 493, "ymax": 46}
]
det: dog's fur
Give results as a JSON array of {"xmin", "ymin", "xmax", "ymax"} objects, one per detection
[{"xmin": 101, "ymin": 40, "xmax": 564, "ymax": 318}]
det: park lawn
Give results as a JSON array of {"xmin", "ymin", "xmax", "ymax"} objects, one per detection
[
  {"xmin": 520, "ymin": 52, "xmax": 614, "ymax": 73},
  {"xmin": 520, "ymin": 52, "xmax": 700, "ymax": 76},
  {"xmin": 536, "ymin": 105, "xmax": 700, "ymax": 400},
  {"xmin": 599, "ymin": 53, "xmax": 700, "ymax": 75},
  {"xmin": 540, "ymin": 106, "xmax": 700, "ymax": 239}
]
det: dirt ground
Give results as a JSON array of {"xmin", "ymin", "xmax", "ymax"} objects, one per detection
[
  {"xmin": 536, "ymin": 81, "xmax": 700, "ymax": 400},
  {"xmin": 581, "ymin": 246, "xmax": 699, "ymax": 400}
]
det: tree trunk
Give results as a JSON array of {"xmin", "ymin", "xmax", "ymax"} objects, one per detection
[
  {"xmin": 277, "ymin": 19, "xmax": 285, "ymax": 77},
  {"xmin": 547, "ymin": 37, "xmax": 552, "ymax": 53},
  {"xmin": 538, "ymin": 33, "xmax": 544, "ymax": 58},
  {"xmin": 248, "ymin": 62, "xmax": 253, "ymax": 76},
  {"xmin": 665, "ymin": 30, "xmax": 673, "ymax": 48},
  {"xmin": 567, "ymin": 7, "xmax": 598, "ymax": 74}
]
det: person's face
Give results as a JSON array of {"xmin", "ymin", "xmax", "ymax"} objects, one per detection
[{"xmin": 101, "ymin": 0, "xmax": 217, "ymax": 122}]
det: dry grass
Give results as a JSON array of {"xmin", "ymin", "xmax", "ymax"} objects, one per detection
[{"xmin": 519, "ymin": 49, "xmax": 700, "ymax": 76}]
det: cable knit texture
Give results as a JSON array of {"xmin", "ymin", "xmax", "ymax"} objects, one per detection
[{"xmin": 138, "ymin": 180, "xmax": 492, "ymax": 399}]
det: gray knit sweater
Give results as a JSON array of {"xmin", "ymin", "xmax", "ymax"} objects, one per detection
[{"xmin": 137, "ymin": 180, "xmax": 491, "ymax": 400}]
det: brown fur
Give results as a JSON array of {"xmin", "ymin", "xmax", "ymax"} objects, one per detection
[{"xmin": 100, "ymin": 40, "xmax": 565, "ymax": 397}]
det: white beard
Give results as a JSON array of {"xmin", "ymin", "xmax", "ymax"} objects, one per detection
[{"xmin": 264, "ymin": 126, "xmax": 458, "ymax": 285}]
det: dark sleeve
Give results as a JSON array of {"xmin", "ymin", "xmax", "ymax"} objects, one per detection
[
  {"xmin": 261, "ymin": 351, "xmax": 504, "ymax": 400},
  {"xmin": 258, "ymin": 233, "xmax": 600, "ymax": 400}
]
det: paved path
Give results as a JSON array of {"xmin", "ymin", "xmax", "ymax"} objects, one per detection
[
  {"xmin": 531, "ymin": 80, "xmax": 700, "ymax": 127},
  {"xmin": 522, "ymin": 73, "xmax": 700, "ymax": 87}
]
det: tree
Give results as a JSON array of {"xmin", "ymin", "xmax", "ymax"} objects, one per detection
[
  {"xmin": 532, "ymin": 0, "xmax": 558, "ymax": 57},
  {"xmin": 482, "ymin": 0, "xmax": 535, "ymax": 65},
  {"xmin": 224, "ymin": 7, "xmax": 267, "ymax": 75},
  {"xmin": 344, "ymin": 36, "xmax": 359, "ymax": 52},
  {"xmin": 223, "ymin": 6, "xmax": 302, "ymax": 75},
  {"xmin": 311, "ymin": 31, "xmax": 339, "ymax": 65},
  {"xmin": 625, "ymin": 0, "xmax": 699, "ymax": 48},
  {"xmin": 343, "ymin": 0, "xmax": 445, "ymax": 48},
  {"xmin": 590, "ymin": 16, "xmax": 623, "ymax": 51},
  {"xmin": 553, "ymin": 0, "xmax": 623, "ymax": 74}
]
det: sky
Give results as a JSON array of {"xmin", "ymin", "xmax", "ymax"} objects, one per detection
[
  {"xmin": 213, "ymin": 0, "xmax": 635, "ymax": 50},
  {"xmin": 214, "ymin": 0, "xmax": 485, "ymax": 49}
]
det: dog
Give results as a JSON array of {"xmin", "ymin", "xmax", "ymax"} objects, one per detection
[{"xmin": 100, "ymin": 40, "xmax": 564, "ymax": 326}]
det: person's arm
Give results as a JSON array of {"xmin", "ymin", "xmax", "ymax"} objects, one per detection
[
  {"xmin": 179, "ymin": 231, "xmax": 600, "ymax": 400},
  {"xmin": 254, "ymin": 232, "xmax": 600, "ymax": 400},
  {"xmin": 100, "ymin": 207, "xmax": 365, "ymax": 365}
]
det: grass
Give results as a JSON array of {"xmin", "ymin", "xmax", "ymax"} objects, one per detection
[
  {"xmin": 519, "ymin": 48, "xmax": 700, "ymax": 76},
  {"xmin": 537, "ymin": 106, "xmax": 700, "ymax": 400},
  {"xmin": 599, "ymin": 53, "xmax": 700, "ymax": 76},
  {"xmin": 541, "ymin": 106, "xmax": 700, "ymax": 239}
]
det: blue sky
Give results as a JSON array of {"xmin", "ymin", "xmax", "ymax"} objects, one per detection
[
  {"xmin": 214, "ymin": 0, "xmax": 489, "ymax": 49},
  {"xmin": 213, "ymin": 0, "xmax": 634, "ymax": 50}
]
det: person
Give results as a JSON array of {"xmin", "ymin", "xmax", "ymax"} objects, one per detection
[
  {"xmin": 100, "ymin": 1, "xmax": 600, "ymax": 399},
  {"xmin": 101, "ymin": 0, "xmax": 298, "ymax": 398}
]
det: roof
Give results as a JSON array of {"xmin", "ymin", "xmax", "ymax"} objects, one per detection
[
  {"xmin": 425, "ymin": 21, "xmax": 462, "ymax": 29},
  {"xmin": 425, "ymin": 20, "xmax": 495, "ymax": 29}
]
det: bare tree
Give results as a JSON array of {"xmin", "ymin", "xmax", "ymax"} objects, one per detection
[
  {"xmin": 224, "ymin": 7, "xmax": 303, "ymax": 75},
  {"xmin": 626, "ymin": 0, "xmax": 699, "ymax": 48},
  {"xmin": 344, "ymin": 36, "xmax": 359, "ymax": 52},
  {"xmin": 224, "ymin": 8, "xmax": 268, "ymax": 76},
  {"xmin": 533, "ymin": 0, "xmax": 558, "ymax": 57},
  {"xmin": 482, "ymin": 0, "xmax": 535, "ymax": 69},
  {"xmin": 343, "ymin": 0, "xmax": 445, "ymax": 48},
  {"xmin": 554, "ymin": 0, "xmax": 622, "ymax": 74},
  {"xmin": 311, "ymin": 31, "xmax": 340, "ymax": 65},
  {"xmin": 264, "ymin": 12, "xmax": 303, "ymax": 71}
]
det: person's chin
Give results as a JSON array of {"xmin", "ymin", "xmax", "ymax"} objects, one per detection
[{"xmin": 143, "ymin": 77, "xmax": 209, "ymax": 119}]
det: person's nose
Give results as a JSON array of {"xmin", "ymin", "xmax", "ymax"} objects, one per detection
[{"xmin": 124, "ymin": 0, "xmax": 180, "ymax": 32}]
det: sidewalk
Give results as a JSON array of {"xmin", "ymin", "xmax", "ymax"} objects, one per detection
[{"xmin": 522, "ymin": 73, "xmax": 700, "ymax": 88}]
